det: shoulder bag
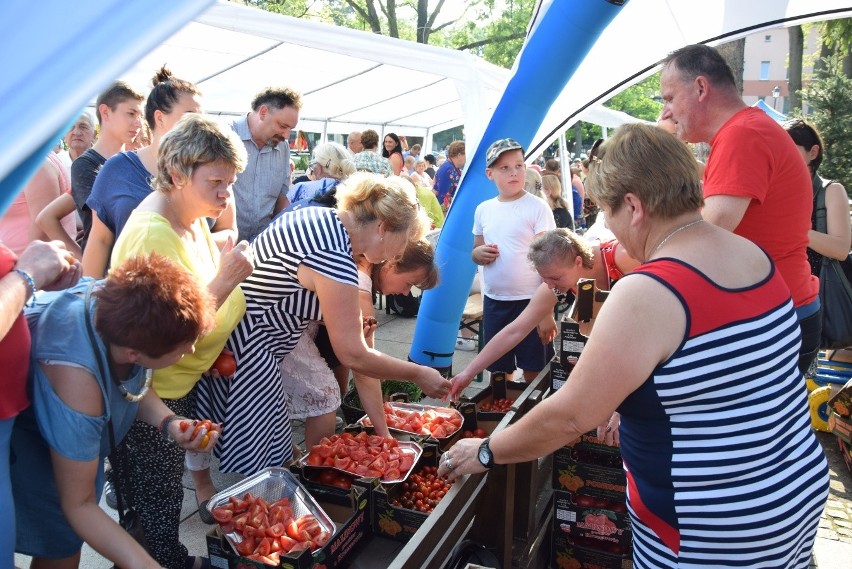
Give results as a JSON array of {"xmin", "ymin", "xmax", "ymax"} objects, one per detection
[{"xmin": 814, "ymin": 179, "xmax": 852, "ymax": 349}]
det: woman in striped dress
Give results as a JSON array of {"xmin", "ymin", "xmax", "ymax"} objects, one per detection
[
  {"xmin": 443, "ymin": 124, "xmax": 828, "ymax": 568},
  {"xmin": 198, "ymin": 173, "xmax": 450, "ymax": 475}
]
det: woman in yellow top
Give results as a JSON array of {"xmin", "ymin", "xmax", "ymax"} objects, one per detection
[{"xmin": 111, "ymin": 114, "xmax": 252, "ymax": 569}]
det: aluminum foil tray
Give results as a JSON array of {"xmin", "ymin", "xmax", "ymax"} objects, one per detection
[
  {"xmin": 206, "ymin": 467, "xmax": 335, "ymax": 555},
  {"xmin": 357, "ymin": 402, "xmax": 463, "ymax": 440},
  {"xmin": 299, "ymin": 439, "xmax": 422, "ymax": 484}
]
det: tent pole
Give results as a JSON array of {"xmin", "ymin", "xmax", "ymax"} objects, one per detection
[
  {"xmin": 558, "ymin": 132, "xmax": 572, "ymax": 219},
  {"xmin": 425, "ymin": 127, "xmax": 432, "ymax": 156},
  {"xmin": 321, "ymin": 121, "xmax": 328, "ymax": 144}
]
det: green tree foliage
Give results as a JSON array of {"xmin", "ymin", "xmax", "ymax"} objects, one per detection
[
  {"xmin": 799, "ymin": 56, "xmax": 852, "ymax": 193},
  {"xmin": 451, "ymin": 0, "xmax": 533, "ymax": 68},
  {"xmin": 241, "ymin": 0, "xmax": 310, "ymax": 18}
]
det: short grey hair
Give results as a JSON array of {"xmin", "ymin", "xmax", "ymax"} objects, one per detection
[{"xmin": 155, "ymin": 114, "xmax": 246, "ymax": 193}]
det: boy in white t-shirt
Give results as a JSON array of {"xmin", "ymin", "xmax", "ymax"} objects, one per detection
[{"xmin": 472, "ymin": 138, "xmax": 556, "ymax": 381}]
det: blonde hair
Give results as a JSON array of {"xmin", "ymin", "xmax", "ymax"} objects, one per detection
[
  {"xmin": 528, "ymin": 228, "xmax": 594, "ymax": 271},
  {"xmin": 585, "ymin": 123, "xmax": 703, "ymax": 219},
  {"xmin": 155, "ymin": 114, "xmax": 246, "ymax": 193},
  {"xmin": 540, "ymin": 174, "xmax": 568, "ymax": 209},
  {"xmin": 524, "ymin": 168, "xmax": 542, "ymax": 195},
  {"xmin": 335, "ymin": 172, "xmax": 429, "ymax": 241},
  {"xmin": 312, "ymin": 142, "xmax": 356, "ymax": 180}
]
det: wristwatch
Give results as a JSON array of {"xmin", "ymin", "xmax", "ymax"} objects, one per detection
[{"xmin": 477, "ymin": 437, "xmax": 495, "ymax": 469}]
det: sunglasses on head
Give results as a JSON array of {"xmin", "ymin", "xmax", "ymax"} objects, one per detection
[{"xmin": 589, "ymin": 138, "xmax": 605, "ymax": 164}]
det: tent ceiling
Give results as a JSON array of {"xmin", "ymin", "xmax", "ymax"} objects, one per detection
[
  {"xmin": 526, "ymin": 0, "xmax": 852, "ymax": 157},
  {"xmin": 113, "ymin": 1, "xmax": 645, "ymax": 147},
  {"xmin": 115, "ymin": 2, "xmax": 508, "ymax": 140}
]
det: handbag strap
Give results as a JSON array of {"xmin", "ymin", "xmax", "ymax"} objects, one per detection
[
  {"xmin": 814, "ymin": 176, "xmax": 835, "ymax": 235},
  {"xmin": 82, "ymin": 283, "xmax": 131, "ymax": 520}
]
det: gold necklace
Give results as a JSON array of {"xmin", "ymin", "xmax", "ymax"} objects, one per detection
[{"xmin": 649, "ymin": 219, "xmax": 703, "ymax": 259}]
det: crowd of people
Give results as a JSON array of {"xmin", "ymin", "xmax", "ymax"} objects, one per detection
[{"xmin": 0, "ymin": 41, "xmax": 845, "ymax": 569}]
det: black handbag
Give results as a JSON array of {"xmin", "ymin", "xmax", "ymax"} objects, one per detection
[
  {"xmin": 82, "ymin": 284, "xmax": 151, "ymax": 558},
  {"xmin": 819, "ymin": 255, "xmax": 852, "ymax": 349},
  {"xmin": 814, "ymin": 178, "xmax": 852, "ymax": 349}
]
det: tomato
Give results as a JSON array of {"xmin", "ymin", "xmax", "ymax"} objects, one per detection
[
  {"xmin": 330, "ymin": 476, "xmax": 353, "ymax": 489},
  {"xmin": 211, "ymin": 506, "xmax": 233, "ymax": 523},
  {"xmin": 266, "ymin": 522, "xmax": 286, "ymax": 538},
  {"xmin": 318, "ymin": 470, "xmax": 337, "ymax": 485},
  {"xmin": 255, "ymin": 537, "xmax": 272, "ymax": 557},
  {"xmin": 236, "ymin": 536, "xmax": 256, "ymax": 556},
  {"xmin": 212, "ymin": 351, "xmax": 237, "ymax": 376},
  {"xmin": 306, "ymin": 453, "xmax": 324, "ymax": 467}
]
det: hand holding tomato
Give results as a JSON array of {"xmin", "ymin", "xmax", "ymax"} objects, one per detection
[
  {"xmin": 171, "ymin": 418, "xmax": 222, "ymax": 451},
  {"xmin": 448, "ymin": 370, "xmax": 475, "ymax": 402},
  {"xmin": 208, "ymin": 348, "xmax": 237, "ymax": 378}
]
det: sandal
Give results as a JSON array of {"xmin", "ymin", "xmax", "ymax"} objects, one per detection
[{"xmin": 197, "ymin": 498, "xmax": 216, "ymax": 525}]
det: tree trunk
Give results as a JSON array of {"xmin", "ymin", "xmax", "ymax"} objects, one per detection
[
  {"xmin": 814, "ymin": 40, "xmax": 834, "ymax": 78},
  {"xmin": 384, "ymin": 0, "xmax": 399, "ymax": 38},
  {"xmin": 788, "ymin": 26, "xmax": 803, "ymax": 113},
  {"xmin": 416, "ymin": 0, "xmax": 428, "ymax": 43},
  {"xmin": 717, "ymin": 39, "xmax": 745, "ymax": 95}
]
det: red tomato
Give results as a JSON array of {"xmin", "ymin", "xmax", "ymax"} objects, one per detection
[
  {"xmin": 212, "ymin": 352, "xmax": 237, "ymax": 376},
  {"xmin": 211, "ymin": 506, "xmax": 233, "ymax": 523},
  {"xmin": 473, "ymin": 428, "xmax": 488, "ymax": 438}
]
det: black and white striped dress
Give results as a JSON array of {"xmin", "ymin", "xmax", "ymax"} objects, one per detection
[
  {"xmin": 197, "ymin": 207, "xmax": 358, "ymax": 474},
  {"xmin": 620, "ymin": 259, "xmax": 829, "ymax": 568}
]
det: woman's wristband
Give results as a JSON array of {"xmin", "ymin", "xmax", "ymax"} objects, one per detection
[
  {"xmin": 12, "ymin": 268, "xmax": 37, "ymax": 306},
  {"xmin": 159, "ymin": 414, "xmax": 182, "ymax": 441}
]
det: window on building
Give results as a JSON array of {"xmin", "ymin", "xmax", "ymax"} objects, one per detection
[
  {"xmin": 765, "ymin": 34, "xmax": 772, "ymax": 42},
  {"xmin": 760, "ymin": 61, "xmax": 770, "ymax": 80}
]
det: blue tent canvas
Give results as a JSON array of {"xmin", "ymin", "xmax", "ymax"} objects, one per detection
[{"xmin": 754, "ymin": 98, "xmax": 788, "ymax": 123}]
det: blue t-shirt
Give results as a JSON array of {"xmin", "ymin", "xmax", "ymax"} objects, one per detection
[
  {"xmin": 286, "ymin": 178, "xmax": 340, "ymax": 205},
  {"xmin": 86, "ymin": 151, "xmax": 153, "ymax": 238}
]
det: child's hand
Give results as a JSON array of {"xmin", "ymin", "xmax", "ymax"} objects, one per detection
[{"xmin": 473, "ymin": 243, "xmax": 499, "ymax": 265}]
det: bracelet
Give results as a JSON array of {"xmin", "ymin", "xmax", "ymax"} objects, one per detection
[
  {"xmin": 159, "ymin": 414, "xmax": 180, "ymax": 441},
  {"xmin": 12, "ymin": 269, "xmax": 37, "ymax": 306}
]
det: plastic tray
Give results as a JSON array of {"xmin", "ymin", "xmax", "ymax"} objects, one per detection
[
  {"xmin": 358, "ymin": 402, "xmax": 463, "ymax": 440},
  {"xmin": 299, "ymin": 439, "xmax": 422, "ymax": 484},
  {"xmin": 206, "ymin": 467, "xmax": 335, "ymax": 555}
]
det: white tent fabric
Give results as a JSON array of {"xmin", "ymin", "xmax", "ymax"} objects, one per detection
[
  {"xmin": 526, "ymin": 0, "xmax": 852, "ymax": 157},
  {"xmin": 113, "ymin": 1, "xmax": 643, "ymax": 154}
]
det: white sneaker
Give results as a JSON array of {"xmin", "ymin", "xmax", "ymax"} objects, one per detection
[{"xmin": 456, "ymin": 338, "xmax": 477, "ymax": 351}]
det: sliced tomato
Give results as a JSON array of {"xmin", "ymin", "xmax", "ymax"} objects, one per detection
[
  {"xmin": 369, "ymin": 456, "xmax": 386, "ymax": 472},
  {"xmin": 235, "ymin": 536, "xmax": 256, "ymax": 556},
  {"xmin": 255, "ymin": 537, "xmax": 272, "ymax": 557},
  {"xmin": 334, "ymin": 456, "xmax": 354, "ymax": 471},
  {"xmin": 233, "ymin": 512, "xmax": 250, "ymax": 531},
  {"xmin": 286, "ymin": 520, "xmax": 311, "ymax": 542},
  {"xmin": 367, "ymin": 434, "xmax": 385, "ymax": 447},
  {"xmin": 229, "ymin": 496, "xmax": 249, "ymax": 513},
  {"xmin": 211, "ymin": 506, "xmax": 233, "ymax": 523},
  {"xmin": 399, "ymin": 453, "xmax": 414, "ymax": 472},
  {"xmin": 278, "ymin": 535, "xmax": 297, "ymax": 553},
  {"xmin": 311, "ymin": 444, "xmax": 334, "ymax": 459},
  {"xmin": 306, "ymin": 453, "xmax": 324, "ymax": 466},
  {"xmin": 383, "ymin": 468, "xmax": 402, "ymax": 481},
  {"xmin": 266, "ymin": 522, "xmax": 286, "ymax": 538}
]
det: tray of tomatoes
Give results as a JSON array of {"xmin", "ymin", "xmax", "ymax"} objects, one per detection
[
  {"xmin": 301, "ymin": 431, "xmax": 421, "ymax": 483},
  {"xmin": 206, "ymin": 468, "xmax": 335, "ymax": 566},
  {"xmin": 359, "ymin": 402, "xmax": 463, "ymax": 440},
  {"xmin": 391, "ymin": 465, "xmax": 456, "ymax": 513}
]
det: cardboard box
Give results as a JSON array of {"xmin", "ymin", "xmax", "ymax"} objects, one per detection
[
  {"xmin": 552, "ymin": 489, "xmax": 631, "ymax": 552},
  {"xmin": 207, "ymin": 484, "xmax": 371, "ymax": 569},
  {"xmin": 828, "ymin": 377, "xmax": 852, "ymax": 418},
  {"xmin": 552, "ymin": 453, "xmax": 626, "ymax": 500},
  {"xmin": 552, "ymin": 532, "xmax": 633, "ymax": 569},
  {"xmin": 557, "ymin": 319, "xmax": 586, "ymax": 368},
  {"xmin": 371, "ymin": 444, "xmax": 442, "ymax": 541},
  {"xmin": 830, "ymin": 411, "xmax": 852, "ymax": 445},
  {"xmin": 562, "ymin": 431, "xmax": 622, "ymax": 462},
  {"xmin": 550, "ymin": 358, "xmax": 573, "ymax": 392},
  {"xmin": 837, "ymin": 436, "xmax": 852, "ymax": 475},
  {"xmin": 461, "ymin": 378, "xmax": 527, "ymax": 422}
]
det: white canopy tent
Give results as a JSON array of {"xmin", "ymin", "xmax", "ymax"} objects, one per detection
[{"xmin": 113, "ymin": 1, "xmax": 643, "ymax": 154}]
